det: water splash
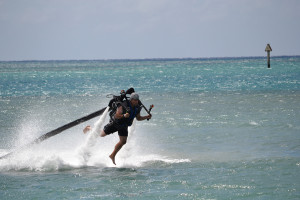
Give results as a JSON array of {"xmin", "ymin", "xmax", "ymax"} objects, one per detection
[
  {"xmin": 76, "ymin": 107, "xmax": 110, "ymax": 163},
  {"xmin": 0, "ymin": 107, "xmax": 190, "ymax": 171}
]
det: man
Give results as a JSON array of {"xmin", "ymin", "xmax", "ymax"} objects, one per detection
[{"xmin": 83, "ymin": 93, "xmax": 152, "ymax": 165}]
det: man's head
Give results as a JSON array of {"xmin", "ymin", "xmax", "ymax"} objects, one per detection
[{"xmin": 129, "ymin": 93, "xmax": 139, "ymax": 106}]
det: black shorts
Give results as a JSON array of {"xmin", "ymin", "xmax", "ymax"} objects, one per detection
[{"xmin": 103, "ymin": 121, "xmax": 128, "ymax": 137}]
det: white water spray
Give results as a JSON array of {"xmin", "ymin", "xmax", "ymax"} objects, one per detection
[
  {"xmin": 0, "ymin": 106, "xmax": 189, "ymax": 171},
  {"xmin": 76, "ymin": 107, "xmax": 109, "ymax": 162}
]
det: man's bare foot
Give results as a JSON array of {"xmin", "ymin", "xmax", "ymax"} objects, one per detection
[
  {"xmin": 83, "ymin": 126, "xmax": 91, "ymax": 134},
  {"xmin": 109, "ymin": 154, "xmax": 116, "ymax": 165}
]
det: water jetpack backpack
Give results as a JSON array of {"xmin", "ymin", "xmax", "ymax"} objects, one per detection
[{"xmin": 108, "ymin": 88, "xmax": 135, "ymax": 121}]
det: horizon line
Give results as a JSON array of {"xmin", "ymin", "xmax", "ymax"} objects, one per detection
[{"xmin": 1, "ymin": 55, "xmax": 299, "ymax": 62}]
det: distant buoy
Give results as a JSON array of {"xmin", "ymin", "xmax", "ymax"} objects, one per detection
[{"xmin": 265, "ymin": 44, "xmax": 272, "ymax": 68}]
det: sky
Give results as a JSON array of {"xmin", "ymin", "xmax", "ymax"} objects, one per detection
[{"xmin": 0, "ymin": 0, "xmax": 299, "ymax": 61}]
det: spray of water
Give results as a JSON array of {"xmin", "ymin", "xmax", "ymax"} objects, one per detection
[
  {"xmin": 0, "ymin": 106, "xmax": 190, "ymax": 171},
  {"xmin": 76, "ymin": 107, "xmax": 109, "ymax": 163}
]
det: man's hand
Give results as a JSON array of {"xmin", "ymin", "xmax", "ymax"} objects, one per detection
[{"xmin": 124, "ymin": 112, "xmax": 130, "ymax": 118}]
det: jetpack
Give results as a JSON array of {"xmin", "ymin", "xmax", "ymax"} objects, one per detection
[
  {"xmin": 107, "ymin": 87, "xmax": 154, "ymax": 120},
  {"xmin": 0, "ymin": 88, "xmax": 153, "ymax": 160}
]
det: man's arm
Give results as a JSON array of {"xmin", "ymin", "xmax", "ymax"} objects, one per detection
[
  {"xmin": 115, "ymin": 106, "xmax": 124, "ymax": 119},
  {"xmin": 136, "ymin": 113, "xmax": 152, "ymax": 121},
  {"xmin": 115, "ymin": 106, "xmax": 130, "ymax": 119}
]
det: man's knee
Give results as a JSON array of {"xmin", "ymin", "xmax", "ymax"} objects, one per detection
[
  {"xmin": 100, "ymin": 130, "xmax": 107, "ymax": 137},
  {"xmin": 121, "ymin": 140, "xmax": 127, "ymax": 145},
  {"xmin": 120, "ymin": 137, "xmax": 127, "ymax": 145}
]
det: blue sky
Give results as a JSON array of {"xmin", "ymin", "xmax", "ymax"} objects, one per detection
[{"xmin": 0, "ymin": 0, "xmax": 299, "ymax": 60}]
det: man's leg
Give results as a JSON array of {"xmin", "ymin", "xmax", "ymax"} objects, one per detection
[
  {"xmin": 100, "ymin": 130, "xmax": 107, "ymax": 137},
  {"xmin": 109, "ymin": 136, "xmax": 127, "ymax": 165},
  {"xmin": 84, "ymin": 126, "xmax": 107, "ymax": 137}
]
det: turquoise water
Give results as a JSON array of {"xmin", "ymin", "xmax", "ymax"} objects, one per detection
[{"xmin": 0, "ymin": 57, "xmax": 300, "ymax": 199}]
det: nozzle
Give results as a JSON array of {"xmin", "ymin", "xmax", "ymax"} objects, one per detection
[{"xmin": 125, "ymin": 88, "xmax": 135, "ymax": 95}]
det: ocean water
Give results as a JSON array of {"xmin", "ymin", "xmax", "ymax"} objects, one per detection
[{"xmin": 0, "ymin": 57, "xmax": 299, "ymax": 199}]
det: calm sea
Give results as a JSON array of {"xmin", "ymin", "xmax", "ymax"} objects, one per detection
[{"xmin": 0, "ymin": 57, "xmax": 299, "ymax": 199}]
